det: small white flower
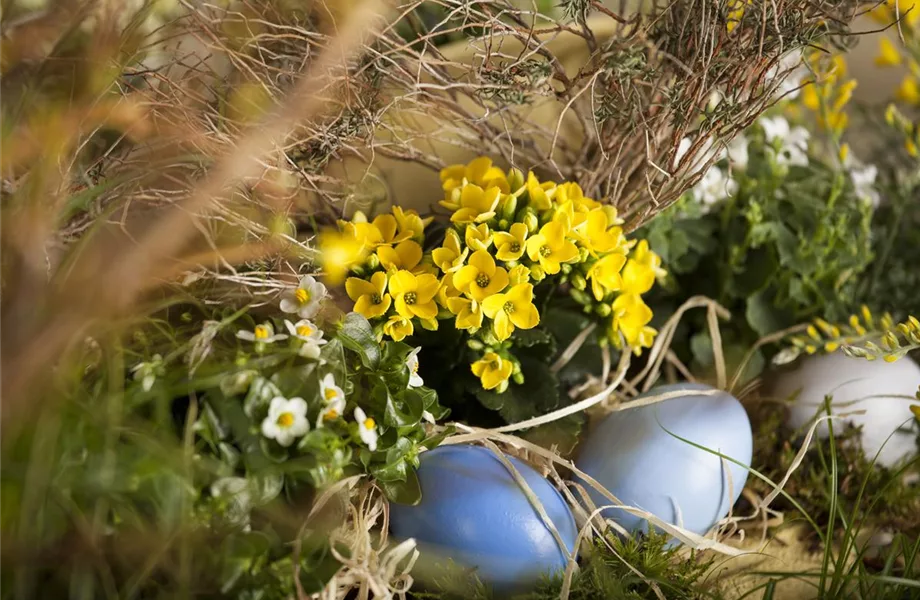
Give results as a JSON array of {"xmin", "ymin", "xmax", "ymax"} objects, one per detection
[
  {"xmin": 767, "ymin": 50, "xmax": 809, "ymax": 100},
  {"xmin": 843, "ymin": 153, "xmax": 881, "ymax": 207},
  {"xmin": 761, "ymin": 116, "xmax": 809, "ymax": 168},
  {"xmin": 354, "ymin": 407, "xmax": 379, "ymax": 451},
  {"xmin": 131, "ymin": 353, "xmax": 163, "ymax": 392},
  {"xmin": 237, "ymin": 322, "xmax": 287, "ymax": 344},
  {"xmin": 319, "ymin": 373, "xmax": 345, "ymax": 406},
  {"xmin": 673, "ymin": 136, "xmax": 726, "ymax": 172},
  {"xmin": 760, "ymin": 116, "xmax": 790, "ymax": 142},
  {"xmin": 261, "ymin": 396, "xmax": 310, "ymax": 447},
  {"xmin": 691, "ymin": 167, "xmax": 738, "ymax": 209},
  {"xmin": 406, "ymin": 347, "xmax": 424, "ymax": 388},
  {"xmin": 284, "ymin": 319, "xmax": 327, "ymax": 359},
  {"xmin": 280, "ymin": 275, "xmax": 326, "ymax": 319},
  {"xmin": 316, "ymin": 395, "xmax": 346, "ymax": 428},
  {"xmin": 726, "ymin": 135, "xmax": 749, "ymax": 171},
  {"xmin": 211, "ymin": 477, "xmax": 252, "ymax": 529}
]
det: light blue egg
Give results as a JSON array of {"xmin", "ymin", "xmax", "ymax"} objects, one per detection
[
  {"xmin": 389, "ymin": 444, "xmax": 577, "ymax": 589},
  {"xmin": 575, "ymin": 382, "xmax": 752, "ymax": 537}
]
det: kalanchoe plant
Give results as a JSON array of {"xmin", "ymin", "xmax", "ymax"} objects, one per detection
[{"xmin": 320, "ymin": 157, "xmax": 664, "ymax": 428}]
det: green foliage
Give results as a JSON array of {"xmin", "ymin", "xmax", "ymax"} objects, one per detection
[{"xmin": 410, "ymin": 531, "xmax": 722, "ymax": 600}]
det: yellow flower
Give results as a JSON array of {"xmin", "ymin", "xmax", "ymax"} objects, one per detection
[
  {"xmin": 471, "ymin": 351, "xmax": 514, "ymax": 391},
  {"xmin": 896, "ymin": 74, "xmax": 920, "ymax": 105},
  {"xmin": 574, "ymin": 209, "xmax": 626, "ymax": 254},
  {"xmin": 392, "ymin": 206, "xmax": 432, "ymax": 242},
  {"xmin": 554, "ymin": 182, "xmax": 600, "ymax": 212},
  {"xmin": 437, "ymin": 273, "xmax": 462, "ymax": 307},
  {"xmin": 465, "ymin": 222, "xmax": 493, "ymax": 252},
  {"xmin": 508, "ymin": 264, "xmax": 531, "ymax": 285},
  {"xmin": 389, "ymin": 270, "xmax": 441, "ymax": 320},
  {"xmin": 875, "ymin": 37, "xmax": 903, "ymax": 67},
  {"xmin": 525, "ymin": 221, "xmax": 579, "ymax": 275},
  {"xmin": 587, "ymin": 252, "xmax": 627, "ymax": 300},
  {"xmin": 454, "ymin": 250, "xmax": 510, "ymax": 302},
  {"xmin": 450, "ymin": 184, "xmax": 503, "ymax": 224},
  {"xmin": 319, "ymin": 230, "xmax": 368, "ymax": 284},
  {"xmin": 432, "ymin": 228, "xmax": 469, "ymax": 273},
  {"xmin": 801, "ymin": 84, "xmax": 820, "ymax": 111},
  {"xmin": 493, "ymin": 223, "xmax": 529, "ymax": 261},
  {"xmin": 447, "ymin": 296, "xmax": 484, "ymax": 330},
  {"xmin": 481, "ymin": 283, "xmax": 540, "ymax": 341},
  {"xmin": 384, "ymin": 314, "xmax": 414, "ymax": 341},
  {"xmin": 440, "ymin": 157, "xmax": 509, "ymax": 193},
  {"xmin": 611, "ymin": 293, "xmax": 656, "ymax": 351},
  {"xmin": 342, "ymin": 218, "xmax": 384, "ymax": 248},
  {"xmin": 620, "ymin": 240, "xmax": 664, "ymax": 295},
  {"xmin": 345, "ymin": 271, "xmax": 391, "ymax": 319},
  {"xmin": 377, "ymin": 240, "xmax": 423, "ymax": 271},
  {"xmin": 372, "ymin": 214, "xmax": 412, "ymax": 245},
  {"xmin": 524, "ymin": 171, "xmax": 555, "ymax": 211}
]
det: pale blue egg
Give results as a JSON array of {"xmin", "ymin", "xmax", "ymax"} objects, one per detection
[
  {"xmin": 576, "ymin": 382, "xmax": 752, "ymax": 537},
  {"xmin": 389, "ymin": 444, "xmax": 577, "ymax": 589}
]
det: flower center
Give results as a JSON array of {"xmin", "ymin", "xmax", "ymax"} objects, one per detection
[
  {"xmin": 509, "ymin": 242, "xmax": 521, "ymax": 253},
  {"xmin": 295, "ymin": 288, "xmax": 310, "ymax": 304},
  {"xmin": 540, "ymin": 245, "xmax": 552, "ymax": 257},
  {"xmin": 254, "ymin": 325, "xmax": 270, "ymax": 340},
  {"xmin": 503, "ymin": 301, "xmax": 515, "ymax": 314},
  {"xmin": 324, "ymin": 388, "xmax": 339, "ymax": 401},
  {"xmin": 476, "ymin": 273, "xmax": 491, "ymax": 288},
  {"xmin": 296, "ymin": 325, "xmax": 313, "ymax": 337},
  {"xmin": 277, "ymin": 412, "xmax": 294, "ymax": 427},
  {"xmin": 371, "ymin": 293, "xmax": 382, "ymax": 304},
  {"xmin": 324, "ymin": 408, "xmax": 339, "ymax": 420},
  {"xmin": 363, "ymin": 417, "xmax": 376, "ymax": 430},
  {"xmin": 412, "ymin": 362, "xmax": 419, "ymax": 373},
  {"xmin": 404, "ymin": 292, "xmax": 417, "ymax": 305}
]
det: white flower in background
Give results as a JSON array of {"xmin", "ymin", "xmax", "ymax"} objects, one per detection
[
  {"xmin": 220, "ymin": 369, "xmax": 258, "ymax": 397},
  {"xmin": 280, "ymin": 275, "xmax": 326, "ymax": 319},
  {"xmin": 843, "ymin": 151, "xmax": 881, "ymax": 207},
  {"xmin": 767, "ymin": 50, "xmax": 810, "ymax": 100},
  {"xmin": 316, "ymin": 395, "xmax": 346, "ymax": 428},
  {"xmin": 726, "ymin": 135, "xmax": 749, "ymax": 171},
  {"xmin": 211, "ymin": 477, "xmax": 252, "ymax": 529},
  {"xmin": 406, "ymin": 347, "xmax": 424, "ymax": 388},
  {"xmin": 237, "ymin": 322, "xmax": 287, "ymax": 345},
  {"xmin": 261, "ymin": 396, "xmax": 309, "ymax": 447},
  {"xmin": 760, "ymin": 116, "xmax": 809, "ymax": 168},
  {"xmin": 691, "ymin": 167, "xmax": 738, "ymax": 209},
  {"xmin": 422, "ymin": 410, "xmax": 437, "ymax": 424},
  {"xmin": 673, "ymin": 136, "xmax": 726, "ymax": 172},
  {"xmin": 320, "ymin": 373, "xmax": 345, "ymax": 406},
  {"xmin": 131, "ymin": 353, "xmax": 163, "ymax": 392},
  {"xmin": 354, "ymin": 407, "xmax": 379, "ymax": 451},
  {"xmin": 283, "ymin": 319, "xmax": 327, "ymax": 359}
]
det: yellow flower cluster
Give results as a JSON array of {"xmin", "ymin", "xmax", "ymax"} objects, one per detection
[
  {"xmin": 323, "ymin": 157, "xmax": 662, "ymax": 393},
  {"xmin": 870, "ymin": 1, "xmax": 920, "ymax": 157},
  {"xmin": 800, "ymin": 53, "xmax": 856, "ymax": 137}
]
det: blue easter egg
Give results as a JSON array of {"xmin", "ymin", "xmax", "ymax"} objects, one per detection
[
  {"xmin": 576, "ymin": 382, "xmax": 752, "ymax": 537},
  {"xmin": 389, "ymin": 444, "xmax": 578, "ymax": 589}
]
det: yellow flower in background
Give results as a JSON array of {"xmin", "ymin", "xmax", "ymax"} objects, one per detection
[
  {"xmin": 372, "ymin": 214, "xmax": 412, "ymax": 245},
  {"xmin": 574, "ymin": 209, "xmax": 626, "ymax": 254},
  {"xmin": 342, "ymin": 219, "xmax": 384, "ymax": 248},
  {"xmin": 454, "ymin": 250, "xmax": 510, "ymax": 302},
  {"xmin": 524, "ymin": 171, "xmax": 555, "ymax": 210},
  {"xmin": 471, "ymin": 352, "xmax": 514, "ymax": 390},
  {"xmin": 384, "ymin": 314, "xmax": 414, "ymax": 341},
  {"xmin": 465, "ymin": 222, "xmax": 493, "ymax": 252},
  {"xmin": 389, "ymin": 270, "xmax": 440, "ymax": 320},
  {"xmin": 447, "ymin": 296, "xmax": 484, "ymax": 330},
  {"xmin": 345, "ymin": 271, "xmax": 391, "ymax": 319},
  {"xmin": 393, "ymin": 206, "xmax": 431, "ymax": 242},
  {"xmin": 611, "ymin": 293, "xmax": 656, "ymax": 351},
  {"xmin": 377, "ymin": 239, "xmax": 423, "ymax": 271},
  {"xmin": 451, "ymin": 184, "xmax": 503, "ymax": 224},
  {"xmin": 896, "ymin": 74, "xmax": 920, "ymax": 105},
  {"xmin": 432, "ymin": 228, "xmax": 468, "ymax": 273},
  {"xmin": 508, "ymin": 264, "xmax": 531, "ymax": 285},
  {"xmin": 526, "ymin": 221, "xmax": 579, "ymax": 274},
  {"xmin": 493, "ymin": 223, "xmax": 529, "ymax": 261},
  {"xmin": 440, "ymin": 157, "xmax": 510, "ymax": 193},
  {"xmin": 554, "ymin": 182, "xmax": 600, "ymax": 212},
  {"xmin": 481, "ymin": 283, "xmax": 540, "ymax": 341},
  {"xmin": 871, "ymin": 0, "xmax": 920, "ymax": 26},
  {"xmin": 319, "ymin": 229, "xmax": 367, "ymax": 284},
  {"xmin": 587, "ymin": 252, "xmax": 627, "ymax": 300},
  {"xmin": 876, "ymin": 37, "xmax": 903, "ymax": 67}
]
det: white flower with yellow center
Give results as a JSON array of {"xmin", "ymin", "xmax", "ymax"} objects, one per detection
[
  {"xmin": 280, "ymin": 275, "xmax": 326, "ymax": 319},
  {"xmin": 261, "ymin": 396, "xmax": 309, "ymax": 447},
  {"xmin": 283, "ymin": 319, "xmax": 327, "ymax": 359},
  {"xmin": 316, "ymin": 395, "xmax": 346, "ymax": 428},
  {"xmin": 406, "ymin": 347, "xmax": 424, "ymax": 388},
  {"xmin": 354, "ymin": 407, "xmax": 378, "ymax": 451},
  {"xmin": 319, "ymin": 373, "xmax": 345, "ymax": 406},
  {"xmin": 237, "ymin": 322, "xmax": 287, "ymax": 344}
]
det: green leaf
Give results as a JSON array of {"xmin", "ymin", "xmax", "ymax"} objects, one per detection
[
  {"xmin": 380, "ymin": 468, "xmax": 422, "ymax": 505},
  {"xmin": 384, "ymin": 388, "xmax": 424, "ymax": 428},
  {"xmin": 338, "ymin": 313, "xmax": 380, "ymax": 369},
  {"xmin": 745, "ymin": 290, "xmax": 785, "ymax": 336},
  {"xmin": 475, "ymin": 388, "xmax": 505, "ymax": 411}
]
